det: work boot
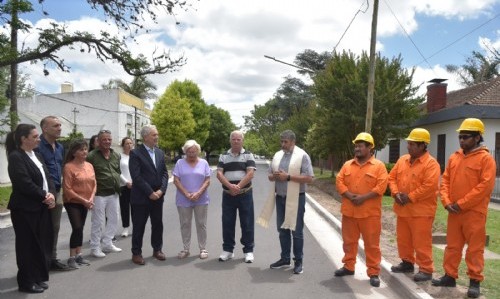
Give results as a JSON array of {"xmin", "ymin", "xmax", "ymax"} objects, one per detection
[
  {"xmin": 369, "ymin": 275, "xmax": 380, "ymax": 287},
  {"xmin": 334, "ymin": 267, "xmax": 355, "ymax": 277},
  {"xmin": 391, "ymin": 260, "xmax": 414, "ymax": 273},
  {"xmin": 467, "ymin": 279, "xmax": 480, "ymax": 298},
  {"xmin": 413, "ymin": 271, "xmax": 432, "ymax": 282},
  {"xmin": 431, "ymin": 274, "xmax": 456, "ymax": 287}
]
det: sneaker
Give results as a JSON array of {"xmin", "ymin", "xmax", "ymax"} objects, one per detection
[
  {"xmin": 334, "ymin": 267, "xmax": 355, "ymax": 277},
  {"xmin": 75, "ymin": 255, "xmax": 91, "ymax": 266},
  {"xmin": 244, "ymin": 252, "xmax": 254, "ymax": 263},
  {"xmin": 102, "ymin": 244, "xmax": 122, "ymax": 253},
  {"xmin": 391, "ymin": 260, "xmax": 414, "ymax": 273},
  {"xmin": 270, "ymin": 258, "xmax": 291, "ymax": 269},
  {"xmin": 50, "ymin": 259, "xmax": 72, "ymax": 271},
  {"xmin": 370, "ymin": 275, "xmax": 380, "ymax": 287},
  {"xmin": 413, "ymin": 271, "xmax": 432, "ymax": 282},
  {"xmin": 431, "ymin": 274, "xmax": 456, "ymax": 287},
  {"xmin": 91, "ymin": 248, "xmax": 106, "ymax": 258},
  {"xmin": 121, "ymin": 228, "xmax": 129, "ymax": 237},
  {"xmin": 67, "ymin": 257, "xmax": 79, "ymax": 269},
  {"xmin": 218, "ymin": 251, "xmax": 234, "ymax": 262},
  {"xmin": 467, "ymin": 279, "xmax": 480, "ymax": 298},
  {"xmin": 293, "ymin": 260, "xmax": 303, "ymax": 274}
]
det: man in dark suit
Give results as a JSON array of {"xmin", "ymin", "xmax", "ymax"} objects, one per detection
[{"xmin": 129, "ymin": 125, "xmax": 169, "ymax": 265}]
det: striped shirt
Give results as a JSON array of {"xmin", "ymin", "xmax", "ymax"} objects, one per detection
[{"xmin": 217, "ymin": 148, "xmax": 256, "ymax": 189}]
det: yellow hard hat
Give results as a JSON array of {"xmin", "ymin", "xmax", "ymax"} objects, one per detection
[
  {"xmin": 406, "ymin": 128, "xmax": 431, "ymax": 144},
  {"xmin": 456, "ymin": 118, "xmax": 484, "ymax": 134},
  {"xmin": 352, "ymin": 132, "xmax": 375, "ymax": 147}
]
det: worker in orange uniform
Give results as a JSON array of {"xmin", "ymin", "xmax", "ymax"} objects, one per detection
[
  {"xmin": 432, "ymin": 118, "xmax": 496, "ymax": 299},
  {"xmin": 388, "ymin": 128, "xmax": 440, "ymax": 282},
  {"xmin": 335, "ymin": 132, "xmax": 388, "ymax": 287}
]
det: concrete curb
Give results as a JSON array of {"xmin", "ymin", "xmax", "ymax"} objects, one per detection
[{"xmin": 306, "ymin": 193, "xmax": 433, "ymax": 299}]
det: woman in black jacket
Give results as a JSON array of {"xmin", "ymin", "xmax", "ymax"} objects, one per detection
[{"xmin": 6, "ymin": 123, "xmax": 56, "ymax": 293}]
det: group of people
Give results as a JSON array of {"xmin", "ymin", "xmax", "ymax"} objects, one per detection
[
  {"xmin": 5, "ymin": 116, "xmax": 495, "ymax": 299},
  {"xmin": 333, "ymin": 118, "xmax": 495, "ymax": 299}
]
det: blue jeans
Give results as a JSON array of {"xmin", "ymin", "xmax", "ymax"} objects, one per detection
[
  {"xmin": 222, "ymin": 190, "xmax": 254, "ymax": 253},
  {"xmin": 276, "ymin": 193, "xmax": 305, "ymax": 261}
]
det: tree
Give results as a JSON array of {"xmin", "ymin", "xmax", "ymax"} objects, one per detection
[
  {"xmin": 242, "ymin": 131, "xmax": 268, "ymax": 157},
  {"xmin": 151, "ymin": 89, "xmax": 195, "ymax": 151},
  {"xmin": 166, "ymin": 80, "xmax": 211, "ymax": 146},
  {"xmin": 203, "ymin": 104, "xmax": 236, "ymax": 160},
  {"xmin": 1, "ymin": 0, "xmax": 190, "ymax": 129},
  {"xmin": 312, "ymin": 50, "xmax": 423, "ymax": 169},
  {"xmin": 102, "ymin": 75, "xmax": 157, "ymax": 100},
  {"xmin": 0, "ymin": 66, "xmax": 34, "ymax": 135},
  {"xmin": 244, "ymin": 76, "xmax": 315, "ymax": 153},
  {"xmin": 446, "ymin": 50, "xmax": 500, "ymax": 87}
]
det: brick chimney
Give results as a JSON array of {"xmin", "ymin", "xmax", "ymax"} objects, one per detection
[{"xmin": 426, "ymin": 79, "xmax": 447, "ymax": 113}]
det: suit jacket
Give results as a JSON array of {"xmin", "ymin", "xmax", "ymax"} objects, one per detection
[
  {"xmin": 7, "ymin": 149, "xmax": 56, "ymax": 212},
  {"xmin": 129, "ymin": 144, "xmax": 169, "ymax": 205}
]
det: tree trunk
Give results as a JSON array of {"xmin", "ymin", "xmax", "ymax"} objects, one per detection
[{"xmin": 9, "ymin": 1, "xmax": 19, "ymax": 131}]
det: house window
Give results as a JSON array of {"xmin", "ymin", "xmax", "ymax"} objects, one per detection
[
  {"xmin": 437, "ymin": 134, "xmax": 446, "ymax": 173},
  {"xmin": 495, "ymin": 133, "xmax": 500, "ymax": 177},
  {"xmin": 126, "ymin": 113, "xmax": 133, "ymax": 125},
  {"xmin": 388, "ymin": 139, "xmax": 400, "ymax": 163}
]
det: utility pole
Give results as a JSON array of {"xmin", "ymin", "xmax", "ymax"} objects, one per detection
[
  {"xmin": 71, "ymin": 107, "xmax": 79, "ymax": 134},
  {"xmin": 365, "ymin": 0, "xmax": 379, "ymax": 133}
]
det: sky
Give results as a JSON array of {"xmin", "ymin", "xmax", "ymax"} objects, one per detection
[{"xmin": 10, "ymin": 0, "xmax": 500, "ymax": 127}]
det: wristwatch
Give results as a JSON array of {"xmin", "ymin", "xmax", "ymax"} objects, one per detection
[{"xmin": 287, "ymin": 174, "xmax": 291, "ymax": 181}]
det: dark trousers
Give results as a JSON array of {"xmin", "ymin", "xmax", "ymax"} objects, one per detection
[
  {"xmin": 276, "ymin": 193, "xmax": 306, "ymax": 261},
  {"xmin": 64, "ymin": 203, "xmax": 88, "ymax": 248},
  {"xmin": 131, "ymin": 199, "xmax": 164, "ymax": 255},
  {"xmin": 221, "ymin": 190, "xmax": 254, "ymax": 253},
  {"xmin": 119, "ymin": 186, "xmax": 131, "ymax": 228},
  {"xmin": 11, "ymin": 208, "xmax": 53, "ymax": 287}
]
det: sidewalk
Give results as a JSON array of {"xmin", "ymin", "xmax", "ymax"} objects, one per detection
[{"xmin": 306, "ymin": 194, "xmax": 433, "ymax": 299}]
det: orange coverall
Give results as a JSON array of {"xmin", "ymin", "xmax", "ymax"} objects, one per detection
[
  {"xmin": 336, "ymin": 156, "xmax": 388, "ymax": 276},
  {"xmin": 440, "ymin": 146, "xmax": 496, "ymax": 281},
  {"xmin": 388, "ymin": 151, "xmax": 440, "ymax": 274}
]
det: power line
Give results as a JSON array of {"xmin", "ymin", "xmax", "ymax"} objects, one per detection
[
  {"xmin": 332, "ymin": 0, "xmax": 369, "ymax": 53},
  {"xmin": 419, "ymin": 11, "xmax": 500, "ymax": 65},
  {"xmin": 383, "ymin": 0, "xmax": 434, "ymax": 70}
]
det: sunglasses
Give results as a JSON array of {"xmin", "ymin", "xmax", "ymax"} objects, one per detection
[{"xmin": 458, "ymin": 134, "xmax": 474, "ymax": 140}]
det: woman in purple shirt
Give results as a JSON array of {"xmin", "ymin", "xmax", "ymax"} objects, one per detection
[{"xmin": 173, "ymin": 140, "xmax": 211, "ymax": 259}]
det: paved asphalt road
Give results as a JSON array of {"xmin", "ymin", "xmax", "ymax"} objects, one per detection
[{"xmin": 0, "ymin": 159, "xmax": 402, "ymax": 299}]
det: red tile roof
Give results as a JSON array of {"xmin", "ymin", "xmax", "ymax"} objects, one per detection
[{"xmin": 446, "ymin": 76, "xmax": 500, "ymax": 108}]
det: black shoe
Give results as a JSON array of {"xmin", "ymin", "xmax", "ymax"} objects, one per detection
[
  {"xmin": 391, "ymin": 260, "xmax": 414, "ymax": 273},
  {"xmin": 467, "ymin": 279, "xmax": 480, "ymax": 298},
  {"xmin": 19, "ymin": 283, "xmax": 44, "ymax": 293},
  {"xmin": 413, "ymin": 271, "xmax": 432, "ymax": 282},
  {"xmin": 334, "ymin": 267, "xmax": 355, "ymax": 277},
  {"xmin": 370, "ymin": 275, "xmax": 380, "ymax": 287},
  {"xmin": 293, "ymin": 260, "xmax": 303, "ymax": 274},
  {"xmin": 50, "ymin": 259, "xmax": 73, "ymax": 271},
  {"xmin": 36, "ymin": 282, "xmax": 49, "ymax": 290},
  {"xmin": 431, "ymin": 274, "xmax": 456, "ymax": 287},
  {"xmin": 270, "ymin": 258, "xmax": 291, "ymax": 269}
]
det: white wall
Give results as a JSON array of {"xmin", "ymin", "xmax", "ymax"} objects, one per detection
[{"xmin": 378, "ymin": 119, "xmax": 500, "ymax": 164}]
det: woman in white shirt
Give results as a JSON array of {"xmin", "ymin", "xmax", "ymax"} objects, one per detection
[{"xmin": 119, "ymin": 137, "xmax": 134, "ymax": 237}]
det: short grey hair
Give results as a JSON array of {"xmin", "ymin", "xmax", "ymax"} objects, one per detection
[
  {"xmin": 182, "ymin": 139, "xmax": 201, "ymax": 154},
  {"xmin": 230, "ymin": 130, "xmax": 244, "ymax": 141},
  {"xmin": 140, "ymin": 125, "xmax": 157, "ymax": 139},
  {"xmin": 280, "ymin": 130, "xmax": 296, "ymax": 141}
]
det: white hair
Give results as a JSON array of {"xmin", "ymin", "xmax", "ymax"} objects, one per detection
[
  {"xmin": 182, "ymin": 139, "xmax": 201, "ymax": 154},
  {"xmin": 140, "ymin": 124, "xmax": 157, "ymax": 138},
  {"xmin": 230, "ymin": 130, "xmax": 244, "ymax": 141}
]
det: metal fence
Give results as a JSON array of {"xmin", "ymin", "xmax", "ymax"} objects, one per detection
[{"xmin": 492, "ymin": 177, "xmax": 500, "ymax": 202}]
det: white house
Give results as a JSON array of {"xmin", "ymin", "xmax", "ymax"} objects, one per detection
[
  {"xmin": 377, "ymin": 77, "xmax": 500, "ymax": 198},
  {"xmin": 0, "ymin": 83, "xmax": 151, "ymax": 183}
]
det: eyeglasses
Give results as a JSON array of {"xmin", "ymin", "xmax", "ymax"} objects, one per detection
[
  {"xmin": 458, "ymin": 134, "xmax": 474, "ymax": 140},
  {"xmin": 99, "ymin": 129, "xmax": 111, "ymax": 134}
]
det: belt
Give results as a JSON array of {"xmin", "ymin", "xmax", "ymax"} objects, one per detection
[{"xmin": 223, "ymin": 186, "xmax": 253, "ymax": 195}]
